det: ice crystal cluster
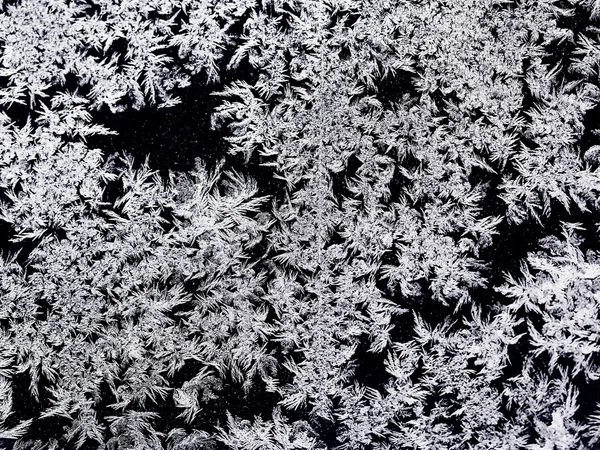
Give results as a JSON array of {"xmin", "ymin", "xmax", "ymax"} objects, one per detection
[{"xmin": 2, "ymin": 0, "xmax": 600, "ymax": 449}]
